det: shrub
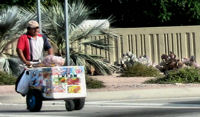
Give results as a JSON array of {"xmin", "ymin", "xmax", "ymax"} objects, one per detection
[
  {"xmin": 156, "ymin": 52, "xmax": 199, "ymax": 73},
  {"xmin": 86, "ymin": 76, "xmax": 105, "ymax": 89},
  {"xmin": 147, "ymin": 67, "xmax": 200, "ymax": 83},
  {"xmin": 121, "ymin": 62, "xmax": 161, "ymax": 77},
  {"xmin": 120, "ymin": 51, "xmax": 151, "ymax": 70},
  {"xmin": 0, "ymin": 71, "xmax": 16, "ymax": 85}
]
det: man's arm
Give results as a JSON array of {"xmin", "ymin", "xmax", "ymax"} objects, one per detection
[
  {"xmin": 47, "ymin": 48, "xmax": 53, "ymax": 55},
  {"xmin": 16, "ymin": 48, "xmax": 31, "ymax": 66},
  {"xmin": 43, "ymin": 34, "xmax": 54, "ymax": 55},
  {"xmin": 16, "ymin": 35, "xmax": 31, "ymax": 66}
]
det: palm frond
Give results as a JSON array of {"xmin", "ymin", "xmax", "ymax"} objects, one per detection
[
  {"xmin": 70, "ymin": 20, "xmax": 110, "ymax": 42},
  {"xmin": 68, "ymin": 0, "xmax": 92, "ymax": 27},
  {"xmin": 0, "ymin": 7, "xmax": 18, "ymax": 38},
  {"xmin": 81, "ymin": 39, "xmax": 113, "ymax": 50},
  {"xmin": 7, "ymin": 57, "xmax": 23, "ymax": 76},
  {"xmin": 0, "ymin": 6, "xmax": 35, "ymax": 55},
  {"xmin": 71, "ymin": 52, "xmax": 116, "ymax": 75}
]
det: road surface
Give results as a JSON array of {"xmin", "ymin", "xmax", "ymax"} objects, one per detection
[{"xmin": 1, "ymin": 97, "xmax": 200, "ymax": 117}]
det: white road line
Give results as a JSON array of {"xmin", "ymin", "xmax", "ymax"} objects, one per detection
[
  {"xmin": 107, "ymin": 97, "xmax": 200, "ymax": 102},
  {"xmin": 94, "ymin": 105, "xmax": 200, "ymax": 109},
  {"xmin": 0, "ymin": 114, "xmax": 77, "ymax": 117},
  {"xmin": 0, "ymin": 103, "xmax": 24, "ymax": 106},
  {"xmin": 0, "ymin": 102, "xmax": 199, "ymax": 106},
  {"xmin": 87, "ymin": 97, "xmax": 200, "ymax": 103},
  {"xmin": 86, "ymin": 101, "xmax": 200, "ymax": 108},
  {"xmin": 86, "ymin": 102, "xmax": 166, "ymax": 106},
  {"xmin": 0, "ymin": 103, "xmax": 64, "ymax": 107}
]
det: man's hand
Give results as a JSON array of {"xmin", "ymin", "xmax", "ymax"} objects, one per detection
[{"xmin": 25, "ymin": 61, "xmax": 31, "ymax": 66}]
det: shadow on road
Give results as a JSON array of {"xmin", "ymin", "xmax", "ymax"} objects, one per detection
[
  {"xmin": 99, "ymin": 108, "xmax": 200, "ymax": 117},
  {"xmin": 170, "ymin": 100, "xmax": 200, "ymax": 105}
]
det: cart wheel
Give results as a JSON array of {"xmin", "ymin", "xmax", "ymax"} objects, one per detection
[
  {"xmin": 26, "ymin": 89, "xmax": 43, "ymax": 112},
  {"xmin": 65, "ymin": 100, "xmax": 75, "ymax": 111},
  {"xmin": 73, "ymin": 98, "xmax": 85, "ymax": 110}
]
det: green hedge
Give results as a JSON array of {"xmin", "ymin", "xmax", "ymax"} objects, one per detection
[
  {"xmin": 0, "ymin": 71, "xmax": 16, "ymax": 85},
  {"xmin": 86, "ymin": 76, "xmax": 105, "ymax": 89},
  {"xmin": 147, "ymin": 67, "xmax": 200, "ymax": 83}
]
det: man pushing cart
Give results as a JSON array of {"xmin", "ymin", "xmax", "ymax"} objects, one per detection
[{"xmin": 15, "ymin": 20, "xmax": 86, "ymax": 112}]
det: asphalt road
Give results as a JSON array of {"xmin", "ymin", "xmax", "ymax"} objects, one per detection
[{"xmin": 1, "ymin": 97, "xmax": 200, "ymax": 117}]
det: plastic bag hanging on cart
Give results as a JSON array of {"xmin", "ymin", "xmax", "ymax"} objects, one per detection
[{"xmin": 16, "ymin": 71, "xmax": 31, "ymax": 94}]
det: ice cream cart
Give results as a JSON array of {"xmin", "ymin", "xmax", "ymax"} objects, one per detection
[{"xmin": 17, "ymin": 66, "xmax": 87, "ymax": 112}]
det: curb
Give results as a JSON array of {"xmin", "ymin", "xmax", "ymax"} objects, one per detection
[{"xmin": 86, "ymin": 87, "xmax": 200, "ymax": 101}]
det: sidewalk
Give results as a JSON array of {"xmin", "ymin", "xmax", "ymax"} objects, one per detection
[{"xmin": 1, "ymin": 85, "xmax": 200, "ymax": 103}]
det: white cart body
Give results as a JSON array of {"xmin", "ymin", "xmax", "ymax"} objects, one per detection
[{"xmin": 18, "ymin": 66, "xmax": 87, "ymax": 99}]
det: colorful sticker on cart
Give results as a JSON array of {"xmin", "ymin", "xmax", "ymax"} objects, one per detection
[
  {"xmin": 68, "ymin": 86, "xmax": 81, "ymax": 93},
  {"xmin": 67, "ymin": 77, "xmax": 80, "ymax": 85},
  {"xmin": 53, "ymin": 85, "xmax": 66, "ymax": 93}
]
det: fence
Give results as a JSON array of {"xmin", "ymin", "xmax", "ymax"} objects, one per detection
[{"xmin": 5, "ymin": 25, "xmax": 200, "ymax": 65}]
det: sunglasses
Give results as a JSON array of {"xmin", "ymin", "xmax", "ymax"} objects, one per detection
[{"xmin": 29, "ymin": 27, "xmax": 39, "ymax": 29}]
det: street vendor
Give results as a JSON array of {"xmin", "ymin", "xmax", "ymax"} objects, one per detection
[{"xmin": 16, "ymin": 20, "xmax": 53, "ymax": 66}]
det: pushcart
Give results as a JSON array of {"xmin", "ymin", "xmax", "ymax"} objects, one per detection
[{"xmin": 17, "ymin": 66, "xmax": 87, "ymax": 112}]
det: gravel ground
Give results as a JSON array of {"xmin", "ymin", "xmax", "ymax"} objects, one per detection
[{"xmin": 88, "ymin": 74, "xmax": 200, "ymax": 92}]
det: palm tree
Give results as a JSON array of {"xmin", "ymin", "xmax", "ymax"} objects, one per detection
[
  {"xmin": 0, "ymin": 6, "xmax": 35, "ymax": 75},
  {"xmin": 0, "ymin": 7, "xmax": 35, "ymax": 56},
  {"xmin": 41, "ymin": 1, "xmax": 117, "ymax": 75}
]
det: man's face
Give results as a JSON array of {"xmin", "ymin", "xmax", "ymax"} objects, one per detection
[{"xmin": 28, "ymin": 27, "xmax": 39, "ymax": 36}]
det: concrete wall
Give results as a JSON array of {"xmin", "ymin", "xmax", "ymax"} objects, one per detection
[{"xmin": 110, "ymin": 26, "xmax": 200, "ymax": 64}]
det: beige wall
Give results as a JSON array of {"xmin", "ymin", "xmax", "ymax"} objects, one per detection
[
  {"xmin": 109, "ymin": 26, "xmax": 200, "ymax": 64},
  {"xmin": 5, "ymin": 25, "xmax": 200, "ymax": 64}
]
